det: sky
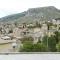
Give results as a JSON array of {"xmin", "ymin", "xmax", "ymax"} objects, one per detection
[{"xmin": 0, "ymin": 0, "xmax": 60, "ymax": 17}]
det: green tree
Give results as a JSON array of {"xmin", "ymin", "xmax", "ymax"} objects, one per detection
[
  {"xmin": 42, "ymin": 35, "xmax": 57, "ymax": 52},
  {"xmin": 42, "ymin": 35, "xmax": 48, "ymax": 46},
  {"xmin": 33, "ymin": 43, "xmax": 47, "ymax": 52},
  {"xmin": 56, "ymin": 42, "xmax": 60, "ymax": 52},
  {"xmin": 54, "ymin": 31, "xmax": 60, "ymax": 43},
  {"xmin": 19, "ymin": 42, "xmax": 47, "ymax": 52},
  {"xmin": 47, "ymin": 22, "xmax": 50, "ymax": 30},
  {"xmin": 19, "ymin": 35, "xmax": 57, "ymax": 52},
  {"xmin": 19, "ymin": 42, "xmax": 33, "ymax": 52},
  {"xmin": 48, "ymin": 35, "xmax": 57, "ymax": 52},
  {"xmin": 35, "ymin": 21, "xmax": 42, "ymax": 28}
]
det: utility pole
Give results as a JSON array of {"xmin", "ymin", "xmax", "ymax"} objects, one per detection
[{"xmin": 47, "ymin": 21, "xmax": 50, "ymax": 51}]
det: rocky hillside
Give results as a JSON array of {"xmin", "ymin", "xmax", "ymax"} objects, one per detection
[{"xmin": 0, "ymin": 6, "xmax": 60, "ymax": 23}]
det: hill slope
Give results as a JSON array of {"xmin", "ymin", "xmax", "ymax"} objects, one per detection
[{"xmin": 0, "ymin": 6, "xmax": 60, "ymax": 23}]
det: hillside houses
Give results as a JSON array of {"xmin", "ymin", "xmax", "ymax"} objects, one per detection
[
  {"xmin": 0, "ymin": 19, "xmax": 60, "ymax": 44},
  {"xmin": 13, "ymin": 27, "xmax": 23, "ymax": 38},
  {"xmin": 52, "ymin": 18, "xmax": 60, "ymax": 25},
  {"xmin": 0, "ymin": 20, "xmax": 60, "ymax": 52},
  {"xmin": 52, "ymin": 18, "xmax": 60, "ymax": 30}
]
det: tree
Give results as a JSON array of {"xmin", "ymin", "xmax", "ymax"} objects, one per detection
[
  {"xmin": 54, "ymin": 31, "xmax": 60, "ymax": 43},
  {"xmin": 48, "ymin": 35, "xmax": 57, "ymax": 52},
  {"xmin": 37, "ymin": 37, "xmax": 41, "ymax": 43},
  {"xmin": 35, "ymin": 21, "xmax": 42, "ymax": 28},
  {"xmin": 38, "ymin": 23, "xmax": 42, "ymax": 28},
  {"xmin": 42, "ymin": 35, "xmax": 57, "ymax": 52},
  {"xmin": 33, "ymin": 43, "xmax": 47, "ymax": 52},
  {"xmin": 19, "ymin": 35, "xmax": 57, "ymax": 52},
  {"xmin": 8, "ymin": 29, "xmax": 13, "ymax": 33},
  {"xmin": 47, "ymin": 22, "xmax": 50, "ymax": 30},
  {"xmin": 19, "ymin": 37, "xmax": 34, "ymax": 52},
  {"xmin": 56, "ymin": 42, "xmax": 60, "ymax": 52},
  {"xmin": 0, "ymin": 27, "xmax": 2, "ymax": 34},
  {"xmin": 42, "ymin": 35, "xmax": 48, "ymax": 46},
  {"xmin": 19, "ymin": 41, "xmax": 33, "ymax": 52},
  {"xmin": 19, "ymin": 42, "xmax": 47, "ymax": 52},
  {"xmin": 22, "ymin": 23, "xmax": 26, "ymax": 28},
  {"xmin": 46, "ymin": 22, "xmax": 53, "ymax": 30}
]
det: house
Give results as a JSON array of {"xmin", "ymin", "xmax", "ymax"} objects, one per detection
[
  {"xmin": 1, "ymin": 36, "xmax": 11, "ymax": 40},
  {"xmin": 26, "ymin": 24, "xmax": 35, "ymax": 28},
  {"xmin": 31, "ymin": 27, "xmax": 44, "ymax": 43},
  {"xmin": 33, "ymin": 27, "xmax": 41, "ymax": 32},
  {"xmin": 47, "ymin": 29, "xmax": 56, "ymax": 37},
  {"xmin": 41, "ymin": 24, "xmax": 48, "ymax": 34},
  {"xmin": 52, "ymin": 19, "xmax": 56, "ymax": 24},
  {"xmin": 52, "ymin": 18, "xmax": 60, "ymax": 24},
  {"xmin": 21, "ymin": 28, "xmax": 30, "ymax": 36},
  {"xmin": 13, "ymin": 27, "xmax": 22, "ymax": 38},
  {"xmin": 53, "ymin": 18, "xmax": 60, "ymax": 30},
  {"xmin": 32, "ymin": 31, "xmax": 44, "ymax": 44}
]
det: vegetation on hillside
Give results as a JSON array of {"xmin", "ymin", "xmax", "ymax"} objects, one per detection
[
  {"xmin": 0, "ymin": 6, "xmax": 60, "ymax": 23},
  {"xmin": 19, "ymin": 31, "xmax": 60, "ymax": 52}
]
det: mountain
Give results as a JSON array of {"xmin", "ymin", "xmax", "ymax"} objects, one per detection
[{"xmin": 0, "ymin": 6, "xmax": 60, "ymax": 23}]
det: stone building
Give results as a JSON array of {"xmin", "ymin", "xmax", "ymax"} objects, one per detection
[{"xmin": 13, "ymin": 27, "xmax": 22, "ymax": 38}]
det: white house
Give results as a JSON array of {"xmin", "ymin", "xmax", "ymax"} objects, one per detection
[
  {"xmin": 52, "ymin": 18, "xmax": 60, "ymax": 24},
  {"xmin": 1, "ymin": 36, "xmax": 11, "ymax": 40}
]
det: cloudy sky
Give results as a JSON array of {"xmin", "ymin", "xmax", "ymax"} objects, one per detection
[{"xmin": 0, "ymin": 0, "xmax": 60, "ymax": 17}]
